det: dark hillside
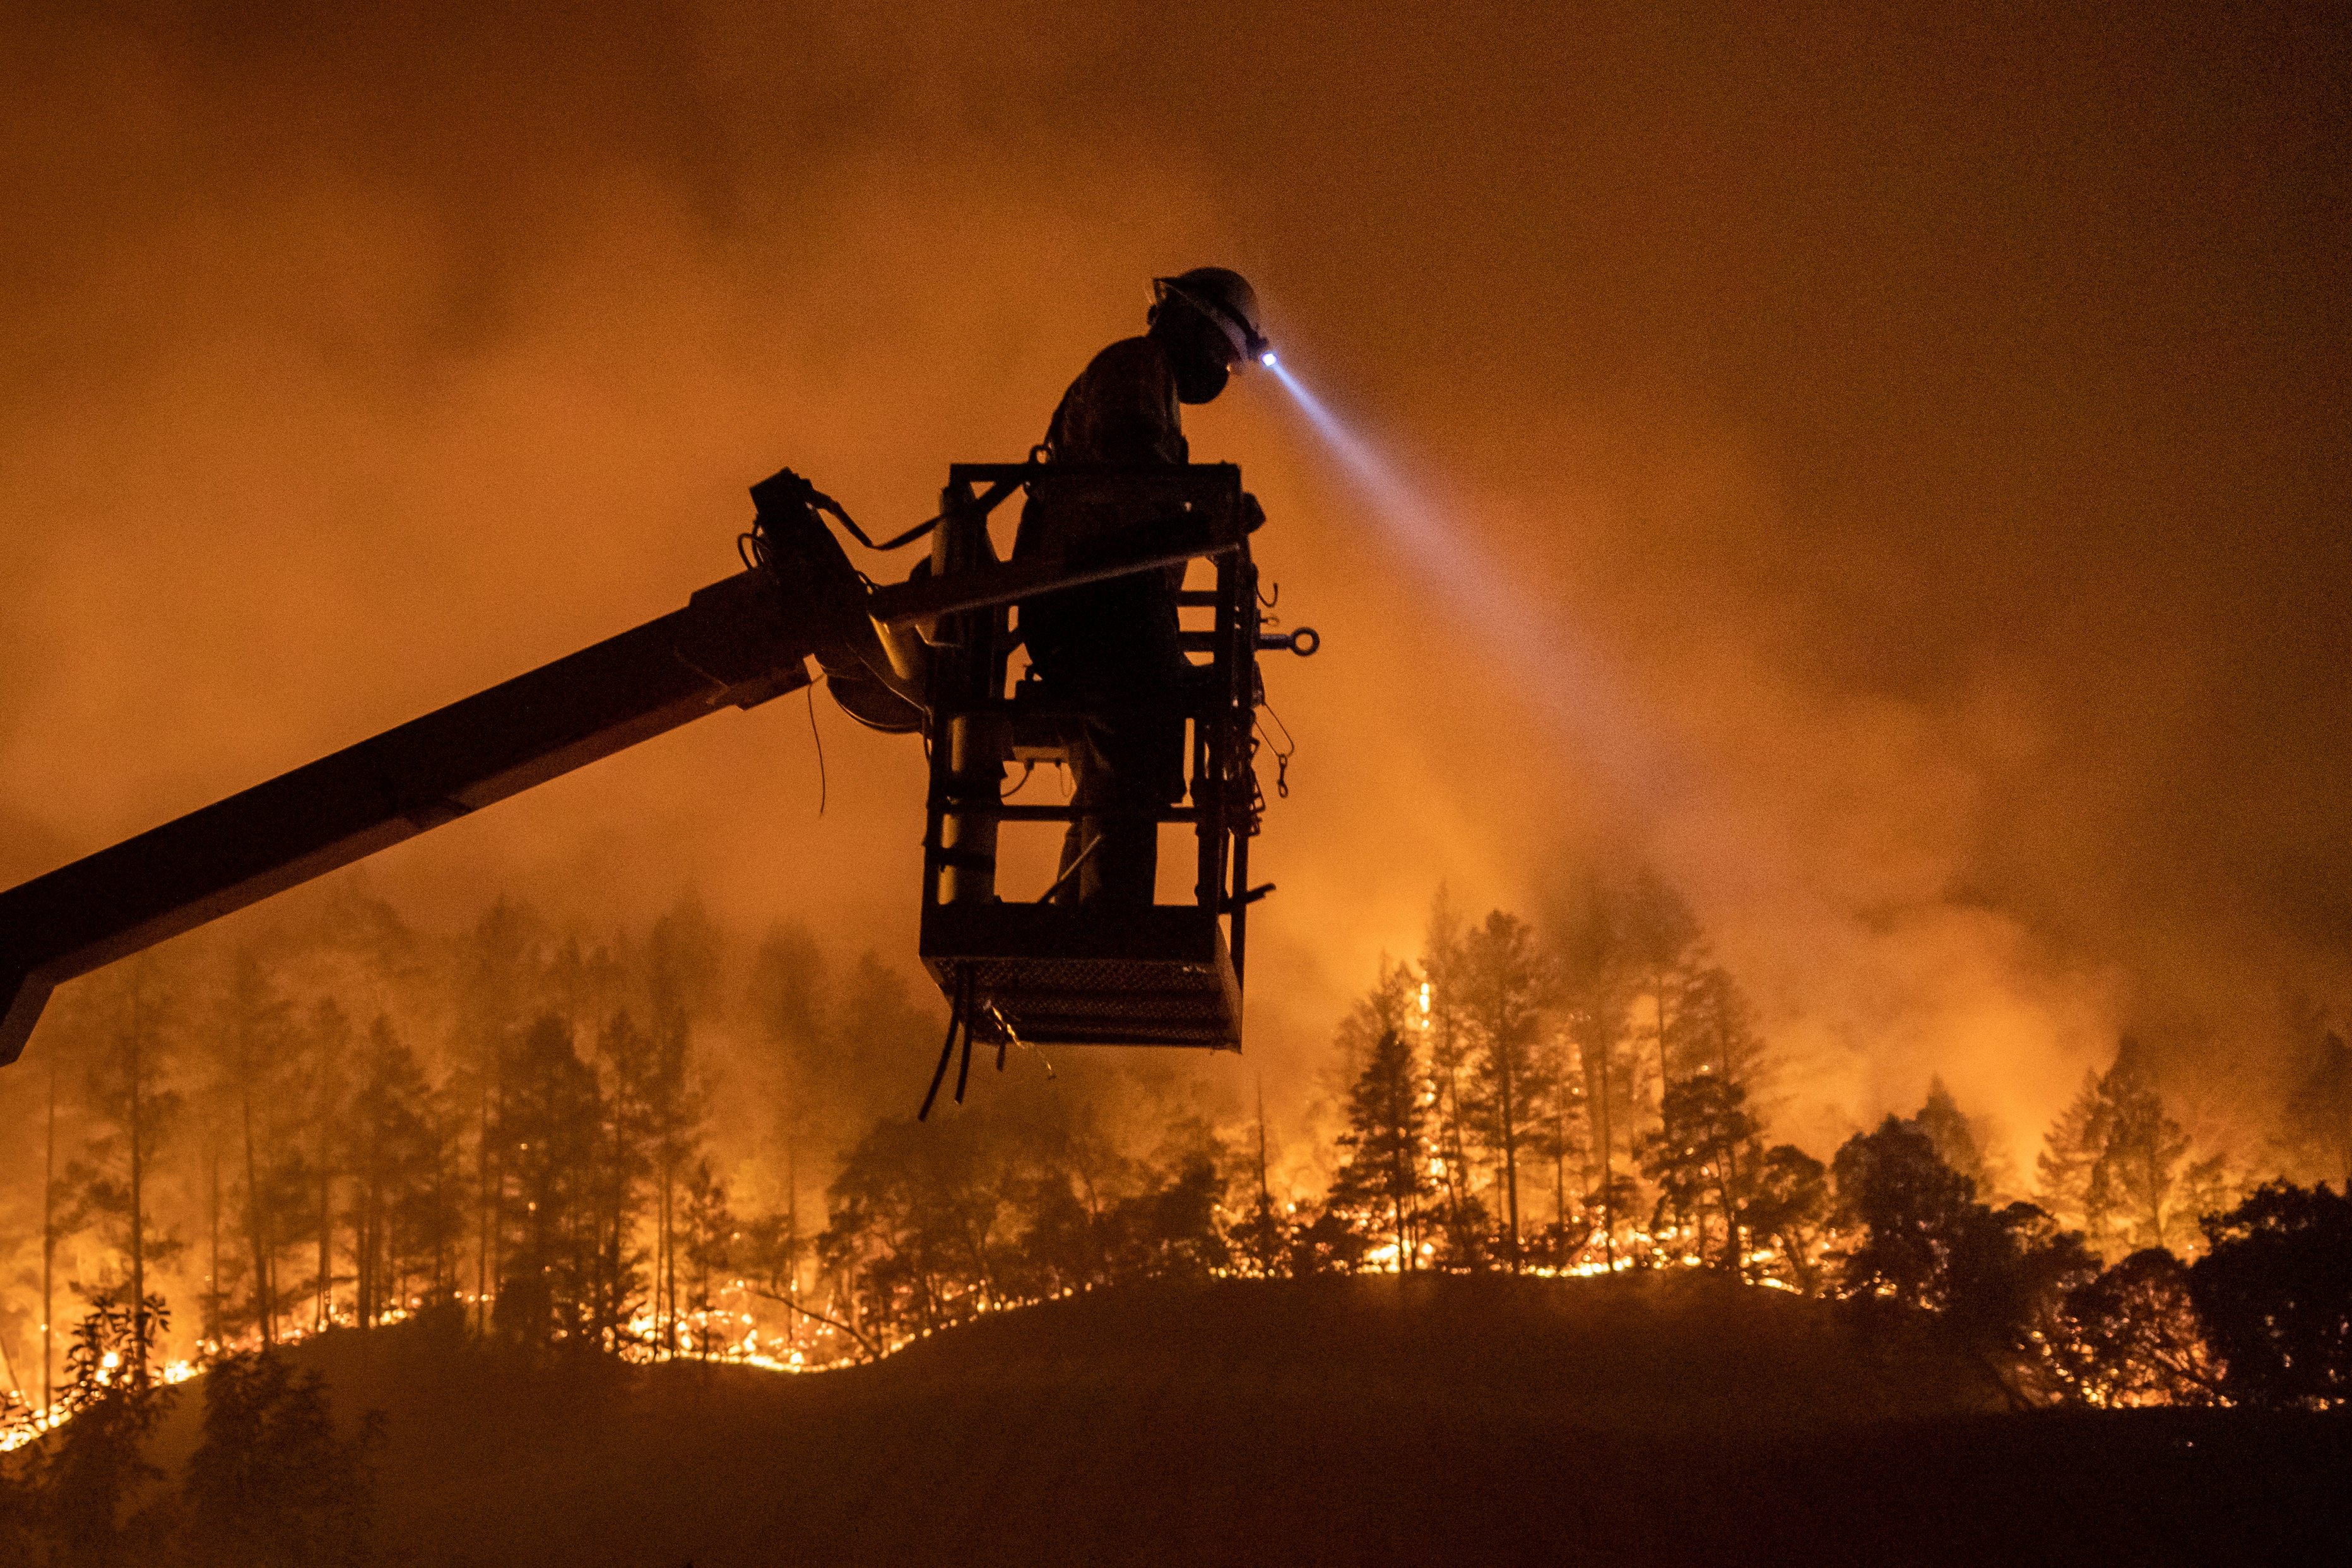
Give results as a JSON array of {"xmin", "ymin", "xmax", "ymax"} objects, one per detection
[
  {"xmin": 857, "ymin": 1270, "xmax": 2009, "ymax": 1434},
  {"xmin": 142, "ymin": 1274, "xmax": 2351, "ymax": 1565}
]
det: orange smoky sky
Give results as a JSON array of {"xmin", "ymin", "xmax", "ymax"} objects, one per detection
[{"xmin": 2, "ymin": 1, "xmax": 2346, "ymax": 1158}]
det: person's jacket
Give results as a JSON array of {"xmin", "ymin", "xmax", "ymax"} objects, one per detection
[{"xmin": 1014, "ymin": 336, "xmax": 1189, "ymax": 691}]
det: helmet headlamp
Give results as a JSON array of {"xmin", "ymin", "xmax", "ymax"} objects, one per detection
[{"xmin": 1152, "ymin": 271, "xmax": 1272, "ymax": 372}]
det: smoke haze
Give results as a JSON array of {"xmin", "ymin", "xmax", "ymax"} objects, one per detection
[{"xmin": 4, "ymin": 0, "xmax": 2347, "ymax": 1171}]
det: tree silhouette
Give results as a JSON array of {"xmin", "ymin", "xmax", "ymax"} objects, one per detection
[
  {"xmin": 347, "ymin": 1015, "xmax": 452, "ymax": 1326},
  {"xmin": 2036, "ymin": 1067, "xmax": 2104, "ymax": 1233},
  {"xmin": 490, "ymin": 1013, "xmax": 602, "ymax": 1350},
  {"xmin": 1556, "ymin": 890, "xmax": 1638, "ymax": 1270},
  {"xmin": 2281, "ymin": 1032, "xmax": 2352, "ymax": 1188},
  {"xmin": 201, "ymin": 952, "xmax": 300, "ymax": 1350},
  {"xmin": 1836, "ymin": 1117, "xmax": 2096, "ymax": 1401},
  {"xmin": 1742, "ymin": 1144, "xmax": 1829, "ymax": 1292},
  {"xmin": 31, "ymin": 1292, "xmax": 177, "ymax": 1565},
  {"xmin": 1833, "ymin": 1116, "xmax": 1977, "ymax": 1310},
  {"xmin": 296, "ymin": 997, "xmax": 353, "ymax": 1335},
  {"xmin": 1330, "ymin": 1029, "xmax": 1433, "ymax": 1270},
  {"xmin": 1457, "ymin": 911, "xmax": 1554, "ymax": 1266},
  {"xmin": 1617, "ymin": 868, "xmax": 1702, "ymax": 1128},
  {"xmin": 179, "ymin": 1350, "xmax": 380, "ymax": 1567},
  {"xmin": 2085, "ymin": 1042, "xmax": 2193, "ymax": 1253},
  {"xmin": 1640, "ymin": 1074, "xmax": 1759, "ymax": 1271},
  {"xmin": 1913, "ymin": 1078, "xmax": 1990, "ymax": 1196},
  {"xmin": 2054, "ymin": 1248, "xmax": 2218, "ymax": 1406},
  {"xmin": 2037, "ymin": 1037, "xmax": 2199, "ymax": 1256},
  {"xmin": 2189, "ymin": 1181, "xmax": 2352, "ymax": 1409},
  {"xmin": 61, "ymin": 961, "xmax": 185, "ymax": 1383},
  {"xmin": 1418, "ymin": 894, "xmax": 1479, "ymax": 1258},
  {"xmin": 680, "ymin": 1159, "xmax": 736, "ymax": 1358}
]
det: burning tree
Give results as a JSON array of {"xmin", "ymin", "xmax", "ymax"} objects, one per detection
[
  {"xmin": 678, "ymin": 1158, "xmax": 738, "ymax": 1359},
  {"xmin": 2038, "ymin": 1036, "xmax": 2213, "ymax": 1258},
  {"xmin": 488, "ymin": 1013, "xmax": 604, "ymax": 1350},
  {"xmin": 2281, "ymin": 1032, "xmax": 2352, "ymax": 1188},
  {"xmin": 1740, "ymin": 1143, "xmax": 1830, "ymax": 1292},
  {"xmin": 25, "ymin": 1291, "xmax": 179, "ymax": 1560},
  {"xmin": 1417, "ymin": 897, "xmax": 1482, "ymax": 1263},
  {"xmin": 1330, "ymin": 1028, "xmax": 1434, "ymax": 1269},
  {"xmin": 1913, "ymin": 1078, "xmax": 1992, "ymax": 1197},
  {"xmin": 1556, "ymin": 899, "xmax": 1639, "ymax": 1270},
  {"xmin": 346, "ymin": 1015, "xmax": 458, "ymax": 1328},
  {"xmin": 2052, "ymin": 1249, "xmax": 2219, "ymax": 1406},
  {"xmin": 1835, "ymin": 1116, "xmax": 2098, "ymax": 1403},
  {"xmin": 1639, "ymin": 1074, "xmax": 1759, "ymax": 1272},
  {"xmin": 56, "ymin": 960, "xmax": 186, "ymax": 1386}
]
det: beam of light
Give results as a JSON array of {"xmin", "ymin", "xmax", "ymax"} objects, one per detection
[{"xmin": 1262, "ymin": 357, "xmax": 1685, "ymax": 801}]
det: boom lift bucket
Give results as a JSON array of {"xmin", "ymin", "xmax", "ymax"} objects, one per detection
[{"xmin": 873, "ymin": 464, "xmax": 1269, "ymax": 1052}]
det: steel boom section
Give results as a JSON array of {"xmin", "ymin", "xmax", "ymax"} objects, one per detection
[{"xmin": 0, "ymin": 569, "xmax": 817, "ymax": 1065}]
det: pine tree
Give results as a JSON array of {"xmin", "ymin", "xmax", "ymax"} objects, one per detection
[
  {"xmin": 2036, "ymin": 1067, "xmax": 2105, "ymax": 1230},
  {"xmin": 1331, "ymin": 1029, "xmax": 1433, "ymax": 1269},
  {"xmin": 181, "ymin": 1349, "xmax": 381, "ymax": 1567},
  {"xmin": 1419, "ymin": 891, "xmax": 1478, "ymax": 1252},
  {"xmin": 1915, "ymin": 1077, "xmax": 1990, "ymax": 1196},
  {"xmin": 202, "ymin": 951, "xmax": 297, "ymax": 1348},
  {"xmin": 61, "ymin": 959, "xmax": 186, "ymax": 1382},
  {"xmin": 40, "ymin": 1051, "xmax": 78, "ymax": 1422},
  {"xmin": 297, "ymin": 997, "xmax": 353, "ymax": 1333},
  {"xmin": 588, "ymin": 1008, "xmax": 659, "ymax": 1352},
  {"xmin": 490, "ymin": 1013, "xmax": 603, "ymax": 1348},
  {"xmin": 1457, "ymin": 911, "xmax": 1554, "ymax": 1266},
  {"xmin": 679, "ymin": 1159, "xmax": 737, "ymax": 1358},
  {"xmin": 348, "ymin": 1016, "xmax": 442, "ymax": 1326},
  {"xmin": 1680, "ymin": 964, "xmax": 1770, "ymax": 1089},
  {"xmin": 2282, "ymin": 1031, "xmax": 2352, "ymax": 1187},
  {"xmin": 1618, "ymin": 868, "xmax": 1702, "ymax": 1124},
  {"xmin": 2041, "ymin": 1039, "xmax": 2195, "ymax": 1256},
  {"xmin": 642, "ymin": 900, "xmax": 720, "ymax": 1357},
  {"xmin": 1528, "ymin": 1033, "xmax": 1587, "ymax": 1262},
  {"xmin": 1557, "ymin": 892, "xmax": 1637, "ymax": 1269},
  {"xmin": 2086, "ymin": 1042, "xmax": 2191, "ymax": 1254},
  {"xmin": 1639, "ymin": 1074, "xmax": 1759, "ymax": 1271},
  {"xmin": 456, "ymin": 897, "xmax": 548, "ymax": 1336}
]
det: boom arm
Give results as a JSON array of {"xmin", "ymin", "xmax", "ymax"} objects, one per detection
[{"xmin": 0, "ymin": 567, "xmax": 821, "ymax": 1064}]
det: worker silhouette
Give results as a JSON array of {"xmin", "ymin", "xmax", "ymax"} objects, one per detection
[{"xmin": 1016, "ymin": 268, "xmax": 1269, "ymax": 907}]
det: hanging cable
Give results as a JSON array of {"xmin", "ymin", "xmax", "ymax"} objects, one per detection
[
  {"xmin": 804, "ymin": 683, "xmax": 827, "ymax": 816},
  {"xmin": 918, "ymin": 988, "xmax": 962, "ymax": 1121}
]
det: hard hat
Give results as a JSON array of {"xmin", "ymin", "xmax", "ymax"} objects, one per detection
[{"xmin": 1153, "ymin": 268, "xmax": 1271, "ymax": 368}]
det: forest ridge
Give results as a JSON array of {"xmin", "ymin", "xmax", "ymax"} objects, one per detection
[{"xmin": 3, "ymin": 871, "xmax": 2348, "ymax": 1436}]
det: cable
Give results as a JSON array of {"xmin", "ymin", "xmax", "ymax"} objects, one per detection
[
  {"xmin": 790, "ymin": 472, "xmax": 935, "ymax": 553},
  {"xmin": 804, "ymin": 682, "xmax": 827, "ymax": 815},
  {"xmin": 918, "ymin": 998, "xmax": 960, "ymax": 1122},
  {"xmin": 852, "ymin": 512, "xmax": 947, "ymax": 552}
]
